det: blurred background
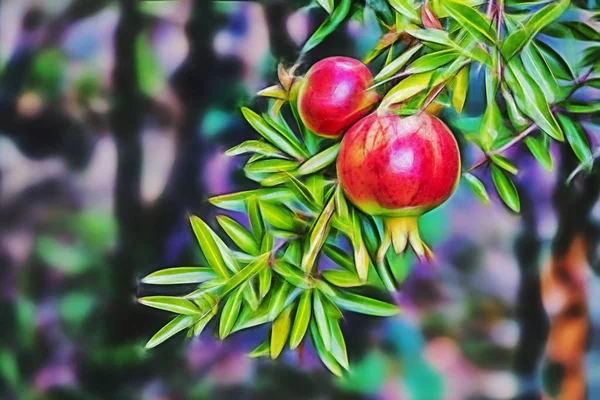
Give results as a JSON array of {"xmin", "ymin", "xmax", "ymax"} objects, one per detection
[{"xmin": 1, "ymin": 0, "xmax": 599, "ymax": 399}]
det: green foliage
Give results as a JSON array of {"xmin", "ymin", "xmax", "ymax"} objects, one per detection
[{"xmin": 140, "ymin": 0, "xmax": 600, "ymax": 376}]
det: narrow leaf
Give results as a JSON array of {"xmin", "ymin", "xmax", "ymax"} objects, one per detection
[
  {"xmin": 146, "ymin": 315, "xmax": 196, "ymax": 349},
  {"xmin": 220, "ymin": 253, "xmax": 270, "ymax": 297},
  {"xmin": 301, "ymin": 195, "xmax": 336, "ymax": 273},
  {"xmin": 313, "ymin": 290, "xmax": 332, "ymax": 350},
  {"xmin": 321, "ymin": 270, "xmax": 363, "ymax": 288},
  {"xmin": 226, "ymin": 140, "xmax": 287, "ymax": 159},
  {"xmin": 451, "ymin": 64, "xmax": 470, "ymax": 114},
  {"xmin": 219, "ymin": 287, "xmax": 244, "ymax": 339},
  {"xmin": 374, "ymin": 44, "xmax": 423, "ymax": 83},
  {"xmin": 141, "ymin": 267, "xmax": 215, "ymax": 285},
  {"xmin": 443, "ymin": 0, "xmax": 496, "ymax": 46},
  {"xmin": 388, "ymin": 0, "xmax": 420, "ymax": 22},
  {"xmin": 139, "ymin": 296, "xmax": 200, "ymax": 315},
  {"xmin": 190, "ymin": 216, "xmax": 230, "ymax": 278},
  {"xmin": 557, "ymin": 114, "xmax": 593, "ymax": 171},
  {"xmin": 310, "ymin": 321, "xmax": 343, "ymax": 376},
  {"xmin": 273, "ymin": 260, "xmax": 313, "ymax": 289},
  {"xmin": 249, "ymin": 341, "xmax": 270, "ymax": 358},
  {"xmin": 329, "ymin": 290, "xmax": 399, "ymax": 317},
  {"xmin": 463, "ymin": 173, "xmax": 490, "ymax": 204},
  {"xmin": 491, "ymin": 165, "xmax": 520, "ymax": 212},
  {"xmin": 329, "ymin": 319, "xmax": 349, "ymax": 370},
  {"xmin": 297, "ymin": 143, "xmax": 340, "ymax": 176},
  {"xmin": 290, "ymin": 290, "xmax": 312, "ymax": 349},
  {"xmin": 271, "ymin": 303, "xmax": 294, "ymax": 359},
  {"xmin": 302, "ymin": 0, "xmax": 351, "ymax": 53},
  {"xmin": 525, "ymin": 136, "xmax": 553, "ymax": 171},
  {"xmin": 490, "ymin": 154, "xmax": 518, "ymax": 175},
  {"xmin": 381, "ymin": 71, "xmax": 434, "ymax": 109},
  {"xmin": 217, "ymin": 215, "xmax": 260, "ymax": 255}
]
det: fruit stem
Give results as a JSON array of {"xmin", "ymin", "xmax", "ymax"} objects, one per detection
[{"xmin": 382, "ymin": 216, "xmax": 433, "ymax": 261}]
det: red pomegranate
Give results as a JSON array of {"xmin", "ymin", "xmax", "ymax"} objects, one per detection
[
  {"xmin": 297, "ymin": 57, "xmax": 379, "ymax": 139},
  {"xmin": 337, "ymin": 111, "xmax": 460, "ymax": 260}
]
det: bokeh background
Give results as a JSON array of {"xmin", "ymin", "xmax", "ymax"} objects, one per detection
[{"xmin": 1, "ymin": 0, "xmax": 599, "ymax": 399}]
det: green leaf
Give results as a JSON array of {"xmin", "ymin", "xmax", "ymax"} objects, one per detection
[
  {"xmin": 443, "ymin": 0, "xmax": 496, "ymax": 46},
  {"xmin": 284, "ymin": 241, "xmax": 302, "ymax": 265},
  {"xmin": 405, "ymin": 25, "xmax": 453, "ymax": 46},
  {"xmin": 321, "ymin": 270, "xmax": 363, "ymax": 288},
  {"xmin": 297, "ymin": 143, "xmax": 340, "ymax": 176},
  {"xmin": 217, "ymin": 215, "xmax": 260, "ymax": 255},
  {"xmin": 317, "ymin": 0, "xmax": 334, "ymax": 14},
  {"xmin": 350, "ymin": 209, "xmax": 369, "ymax": 283},
  {"xmin": 535, "ymin": 41, "xmax": 575, "ymax": 81},
  {"xmin": 329, "ymin": 290, "xmax": 399, "ymax": 317},
  {"xmin": 310, "ymin": 320, "xmax": 343, "ymax": 376},
  {"xmin": 329, "ymin": 318, "xmax": 349, "ymax": 370},
  {"xmin": 290, "ymin": 290, "xmax": 312, "ymax": 349},
  {"xmin": 307, "ymin": 174, "xmax": 326, "ymax": 207},
  {"xmin": 260, "ymin": 201, "xmax": 299, "ymax": 232},
  {"xmin": 269, "ymin": 282, "xmax": 303, "ymax": 321},
  {"xmin": 273, "ymin": 260, "xmax": 314, "ymax": 289},
  {"xmin": 502, "ymin": 28, "xmax": 531, "ymax": 62},
  {"xmin": 189, "ymin": 216, "xmax": 230, "ymax": 278},
  {"xmin": 406, "ymin": 50, "xmax": 460, "ymax": 75},
  {"xmin": 521, "ymin": 43, "xmax": 561, "ymax": 103},
  {"xmin": 219, "ymin": 287, "xmax": 244, "ymax": 339},
  {"xmin": 451, "ymin": 64, "xmax": 470, "ymax": 114},
  {"xmin": 525, "ymin": 0, "xmax": 570, "ymax": 38},
  {"xmin": 249, "ymin": 341, "xmax": 270, "ymax": 358},
  {"xmin": 313, "ymin": 290, "xmax": 332, "ymax": 350},
  {"xmin": 501, "ymin": 84, "xmax": 530, "ymax": 131},
  {"xmin": 241, "ymin": 107, "xmax": 306, "ymax": 161},
  {"xmin": 491, "ymin": 165, "xmax": 520, "ymax": 212},
  {"xmin": 563, "ymin": 102, "xmax": 600, "ymax": 114},
  {"xmin": 139, "ymin": 296, "xmax": 200, "ymax": 315},
  {"xmin": 463, "ymin": 173, "xmax": 490, "ymax": 205},
  {"xmin": 193, "ymin": 302, "xmax": 218, "ymax": 336},
  {"xmin": 220, "ymin": 253, "xmax": 270, "ymax": 297},
  {"xmin": 323, "ymin": 244, "xmax": 354, "ymax": 271},
  {"xmin": 284, "ymin": 172, "xmax": 320, "ymax": 212},
  {"xmin": 481, "ymin": 101, "xmax": 502, "ymax": 150},
  {"xmin": 301, "ymin": 195, "xmax": 336, "ymax": 273},
  {"xmin": 246, "ymin": 196, "xmax": 265, "ymax": 241},
  {"xmin": 381, "ymin": 71, "xmax": 434, "ymax": 109},
  {"xmin": 146, "ymin": 315, "xmax": 196, "ymax": 349},
  {"xmin": 525, "ymin": 136, "xmax": 553, "ymax": 171},
  {"xmin": 490, "ymin": 154, "xmax": 518, "ymax": 175},
  {"xmin": 232, "ymin": 302, "xmax": 270, "ymax": 333},
  {"xmin": 258, "ymin": 232, "xmax": 274, "ymax": 299},
  {"xmin": 504, "ymin": 59, "xmax": 563, "ymax": 141},
  {"xmin": 302, "ymin": 0, "xmax": 351, "ymax": 53},
  {"xmin": 557, "ymin": 114, "xmax": 593, "ymax": 171},
  {"xmin": 245, "ymin": 159, "xmax": 299, "ymax": 175},
  {"xmin": 374, "ymin": 44, "xmax": 423, "ymax": 83},
  {"xmin": 388, "ymin": 0, "xmax": 420, "ymax": 22},
  {"xmin": 141, "ymin": 267, "xmax": 216, "ymax": 285},
  {"xmin": 271, "ymin": 302, "xmax": 294, "ymax": 359},
  {"xmin": 334, "ymin": 186, "xmax": 350, "ymax": 226},
  {"xmin": 209, "ymin": 188, "xmax": 295, "ymax": 212},
  {"xmin": 226, "ymin": 140, "xmax": 288, "ymax": 159}
]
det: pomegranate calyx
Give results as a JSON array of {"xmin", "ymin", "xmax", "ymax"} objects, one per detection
[{"xmin": 383, "ymin": 216, "xmax": 433, "ymax": 261}]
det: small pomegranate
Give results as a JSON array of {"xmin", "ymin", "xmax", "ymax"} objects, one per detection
[
  {"xmin": 337, "ymin": 111, "xmax": 460, "ymax": 260},
  {"xmin": 297, "ymin": 57, "xmax": 379, "ymax": 139}
]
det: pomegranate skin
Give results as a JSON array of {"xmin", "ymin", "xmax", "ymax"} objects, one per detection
[
  {"xmin": 337, "ymin": 112, "xmax": 460, "ymax": 217},
  {"xmin": 297, "ymin": 57, "xmax": 379, "ymax": 139}
]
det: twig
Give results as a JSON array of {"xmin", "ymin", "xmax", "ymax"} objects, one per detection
[{"xmin": 464, "ymin": 123, "xmax": 537, "ymax": 173}]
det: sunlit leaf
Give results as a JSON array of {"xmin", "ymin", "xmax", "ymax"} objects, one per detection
[
  {"xmin": 249, "ymin": 341, "xmax": 270, "ymax": 358},
  {"xmin": 351, "ymin": 209, "xmax": 369, "ymax": 283},
  {"xmin": 405, "ymin": 25, "xmax": 453, "ymax": 46},
  {"xmin": 217, "ymin": 215, "xmax": 260, "ymax": 255},
  {"xmin": 321, "ymin": 270, "xmax": 363, "ymax": 287},
  {"xmin": 141, "ymin": 267, "xmax": 216, "ymax": 285},
  {"xmin": 525, "ymin": 136, "xmax": 553, "ymax": 171},
  {"xmin": 381, "ymin": 71, "xmax": 434, "ymax": 109},
  {"xmin": 139, "ymin": 296, "xmax": 200, "ymax": 315},
  {"xmin": 443, "ymin": 0, "xmax": 496, "ymax": 46},
  {"xmin": 317, "ymin": 0, "xmax": 334, "ymax": 14},
  {"xmin": 209, "ymin": 188, "xmax": 295, "ymax": 212},
  {"xmin": 451, "ymin": 64, "xmax": 469, "ymax": 114},
  {"xmin": 329, "ymin": 318, "xmax": 349, "ymax": 370},
  {"xmin": 374, "ymin": 44, "xmax": 423, "ymax": 83},
  {"xmin": 226, "ymin": 140, "xmax": 288, "ymax": 159},
  {"xmin": 388, "ymin": 0, "xmax": 420, "ymax": 22},
  {"xmin": 490, "ymin": 154, "xmax": 518, "ymax": 175},
  {"xmin": 260, "ymin": 202, "xmax": 299, "ymax": 232},
  {"xmin": 297, "ymin": 143, "xmax": 340, "ymax": 176},
  {"xmin": 220, "ymin": 253, "xmax": 270, "ymax": 297},
  {"xmin": 406, "ymin": 50, "xmax": 460, "ymax": 74},
  {"xmin": 310, "ymin": 321, "xmax": 343, "ymax": 376},
  {"xmin": 219, "ymin": 286, "xmax": 244, "ymax": 339},
  {"xmin": 313, "ymin": 290, "xmax": 332, "ymax": 350},
  {"xmin": 271, "ymin": 302, "xmax": 294, "ymax": 359},
  {"xmin": 328, "ymin": 289, "xmax": 399, "ymax": 317},
  {"xmin": 273, "ymin": 260, "xmax": 313, "ymax": 289},
  {"xmin": 190, "ymin": 216, "xmax": 230, "ymax": 278},
  {"xmin": 146, "ymin": 315, "xmax": 196, "ymax": 349},
  {"xmin": 301, "ymin": 196, "xmax": 335, "ymax": 273}
]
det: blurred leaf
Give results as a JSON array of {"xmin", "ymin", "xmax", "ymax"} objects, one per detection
[
  {"xmin": 504, "ymin": 59, "xmax": 563, "ymax": 141},
  {"xmin": 190, "ymin": 216, "xmax": 230, "ymax": 278},
  {"xmin": 525, "ymin": 136, "xmax": 553, "ymax": 171},
  {"xmin": 563, "ymin": 102, "xmax": 600, "ymax": 114},
  {"xmin": 381, "ymin": 71, "xmax": 434, "ymax": 109},
  {"xmin": 463, "ymin": 173, "xmax": 490, "ymax": 205},
  {"xmin": 220, "ymin": 253, "xmax": 270, "ymax": 297},
  {"xmin": 249, "ymin": 341, "xmax": 270, "ymax": 358},
  {"xmin": 374, "ymin": 44, "xmax": 423, "ymax": 83},
  {"xmin": 273, "ymin": 260, "xmax": 313, "ymax": 289},
  {"xmin": 443, "ymin": 0, "xmax": 496, "ymax": 46},
  {"xmin": 329, "ymin": 318, "xmax": 349, "ymax": 370},
  {"xmin": 322, "ymin": 270, "xmax": 363, "ymax": 287},
  {"xmin": 490, "ymin": 154, "xmax": 518, "ymax": 174},
  {"xmin": 313, "ymin": 290, "xmax": 332, "ymax": 350},
  {"xmin": 491, "ymin": 165, "xmax": 520, "ymax": 212},
  {"xmin": 317, "ymin": 0, "xmax": 334, "ymax": 13},
  {"xmin": 329, "ymin": 290, "xmax": 399, "ymax": 316},
  {"xmin": 310, "ymin": 320, "xmax": 343, "ymax": 376},
  {"xmin": 388, "ymin": 0, "xmax": 420, "ymax": 22},
  {"xmin": 297, "ymin": 143, "xmax": 340, "ymax": 176},
  {"xmin": 557, "ymin": 114, "xmax": 593, "ymax": 170},
  {"xmin": 217, "ymin": 216, "xmax": 260, "ymax": 255},
  {"xmin": 139, "ymin": 296, "xmax": 200, "ymax": 315},
  {"xmin": 302, "ymin": 0, "xmax": 352, "ymax": 53},
  {"xmin": 146, "ymin": 315, "xmax": 196, "ymax": 349},
  {"xmin": 271, "ymin": 302, "xmax": 294, "ymax": 359},
  {"xmin": 136, "ymin": 34, "xmax": 165, "ymax": 97},
  {"xmin": 142, "ymin": 267, "xmax": 216, "ymax": 285},
  {"xmin": 226, "ymin": 140, "xmax": 288, "ymax": 159},
  {"xmin": 219, "ymin": 286, "xmax": 244, "ymax": 339},
  {"xmin": 0, "ymin": 350, "xmax": 18, "ymax": 389},
  {"xmin": 290, "ymin": 290, "xmax": 312, "ymax": 349},
  {"xmin": 451, "ymin": 64, "xmax": 469, "ymax": 113}
]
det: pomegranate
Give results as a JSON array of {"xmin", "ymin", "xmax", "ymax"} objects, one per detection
[
  {"xmin": 297, "ymin": 57, "xmax": 379, "ymax": 138},
  {"xmin": 337, "ymin": 111, "xmax": 460, "ymax": 260}
]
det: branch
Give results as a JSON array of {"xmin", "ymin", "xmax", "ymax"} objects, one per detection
[{"xmin": 464, "ymin": 123, "xmax": 537, "ymax": 173}]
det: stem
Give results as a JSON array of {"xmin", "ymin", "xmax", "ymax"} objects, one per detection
[{"xmin": 464, "ymin": 123, "xmax": 537, "ymax": 173}]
